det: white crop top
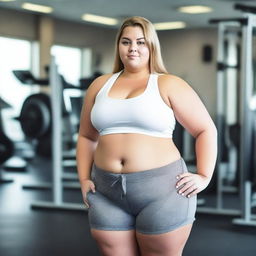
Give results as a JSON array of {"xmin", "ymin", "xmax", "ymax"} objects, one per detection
[{"xmin": 90, "ymin": 71, "xmax": 176, "ymax": 138}]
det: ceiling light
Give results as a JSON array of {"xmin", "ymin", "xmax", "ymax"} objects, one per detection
[
  {"xmin": 0, "ymin": 0, "xmax": 16, "ymax": 2},
  {"xmin": 82, "ymin": 14, "xmax": 118, "ymax": 26},
  {"xmin": 178, "ymin": 5, "xmax": 213, "ymax": 14},
  {"xmin": 154, "ymin": 21, "xmax": 186, "ymax": 30},
  {"xmin": 22, "ymin": 3, "xmax": 53, "ymax": 13}
]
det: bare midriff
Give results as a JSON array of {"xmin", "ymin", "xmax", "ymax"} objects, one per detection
[{"xmin": 93, "ymin": 133, "xmax": 181, "ymax": 173}]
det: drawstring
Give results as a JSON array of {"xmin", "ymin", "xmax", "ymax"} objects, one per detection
[{"xmin": 110, "ymin": 174, "xmax": 127, "ymax": 199}]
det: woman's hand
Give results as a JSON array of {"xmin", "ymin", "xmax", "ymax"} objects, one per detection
[
  {"xmin": 175, "ymin": 172, "xmax": 210, "ymax": 198},
  {"xmin": 81, "ymin": 179, "xmax": 96, "ymax": 208}
]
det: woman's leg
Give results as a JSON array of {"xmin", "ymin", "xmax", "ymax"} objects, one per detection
[
  {"xmin": 91, "ymin": 229, "xmax": 140, "ymax": 256},
  {"xmin": 136, "ymin": 224, "xmax": 193, "ymax": 256}
]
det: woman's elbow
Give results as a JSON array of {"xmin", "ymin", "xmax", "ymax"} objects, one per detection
[{"xmin": 194, "ymin": 123, "xmax": 218, "ymax": 139}]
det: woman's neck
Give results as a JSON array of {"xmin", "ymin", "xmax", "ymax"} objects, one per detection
[{"xmin": 122, "ymin": 68, "xmax": 150, "ymax": 79}]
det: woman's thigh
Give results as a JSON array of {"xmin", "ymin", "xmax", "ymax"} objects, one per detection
[
  {"xmin": 91, "ymin": 229, "xmax": 140, "ymax": 256},
  {"xmin": 136, "ymin": 224, "xmax": 193, "ymax": 256}
]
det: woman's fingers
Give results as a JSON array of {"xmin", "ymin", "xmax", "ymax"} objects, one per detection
[
  {"xmin": 176, "ymin": 173, "xmax": 193, "ymax": 190},
  {"xmin": 176, "ymin": 180, "xmax": 194, "ymax": 196},
  {"xmin": 84, "ymin": 199, "xmax": 90, "ymax": 208},
  {"xmin": 179, "ymin": 183, "xmax": 198, "ymax": 197},
  {"xmin": 81, "ymin": 180, "xmax": 96, "ymax": 208},
  {"xmin": 91, "ymin": 184, "xmax": 96, "ymax": 193},
  {"xmin": 83, "ymin": 193, "xmax": 90, "ymax": 208},
  {"xmin": 187, "ymin": 188, "xmax": 200, "ymax": 198},
  {"xmin": 176, "ymin": 173, "xmax": 209, "ymax": 197}
]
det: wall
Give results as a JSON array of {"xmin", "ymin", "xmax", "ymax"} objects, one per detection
[{"xmin": 0, "ymin": 8, "xmax": 37, "ymax": 40}]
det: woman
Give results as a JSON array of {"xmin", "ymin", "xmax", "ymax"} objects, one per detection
[{"xmin": 76, "ymin": 16, "xmax": 217, "ymax": 256}]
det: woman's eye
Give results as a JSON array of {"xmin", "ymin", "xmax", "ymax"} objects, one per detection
[
  {"xmin": 122, "ymin": 41, "xmax": 130, "ymax": 45},
  {"xmin": 137, "ymin": 41, "xmax": 145, "ymax": 45}
]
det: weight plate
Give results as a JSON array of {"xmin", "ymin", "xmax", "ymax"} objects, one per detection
[{"xmin": 19, "ymin": 94, "xmax": 51, "ymax": 139}]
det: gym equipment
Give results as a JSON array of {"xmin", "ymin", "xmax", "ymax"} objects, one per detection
[
  {"xmin": 0, "ymin": 97, "xmax": 14, "ymax": 183},
  {"xmin": 13, "ymin": 70, "xmax": 84, "ymax": 157},
  {"xmin": 17, "ymin": 92, "xmax": 52, "ymax": 156},
  {"xmin": 197, "ymin": 3, "xmax": 256, "ymax": 227},
  {"xmin": 13, "ymin": 70, "xmax": 52, "ymax": 157},
  {"xmin": 20, "ymin": 99, "xmax": 83, "ymax": 190},
  {"xmin": 30, "ymin": 56, "xmax": 85, "ymax": 211},
  {"xmin": 13, "ymin": 70, "xmax": 86, "ymax": 191},
  {"xmin": 12, "ymin": 70, "xmax": 48, "ymax": 86},
  {"xmin": 232, "ymin": 3, "xmax": 256, "ymax": 226},
  {"xmin": 18, "ymin": 93, "xmax": 51, "ymax": 139}
]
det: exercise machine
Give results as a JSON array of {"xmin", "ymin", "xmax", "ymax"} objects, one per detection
[
  {"xmin": 11, "ymin": 70, "xmax": 84, "ymax": 190},
  {"xmin": 30, "ymin": 56, "xmax": 85, "ymax": 211},
  {"xmin": 197, "ymin": 3, "xmax": 256, "ymax": 227},
  {"xmin": 13, "ymin": 69, "xmax": 83, "ymax": 157}
]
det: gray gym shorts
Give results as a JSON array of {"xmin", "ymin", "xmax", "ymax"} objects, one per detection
[{"xmin": 87, "ymin": 158, "xmax": 197, "ymax": 235}]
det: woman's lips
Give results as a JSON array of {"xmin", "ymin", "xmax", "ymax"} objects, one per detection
[{"xmin": 127, "ymin": 55, "xmax": 138, "ymax": 58}]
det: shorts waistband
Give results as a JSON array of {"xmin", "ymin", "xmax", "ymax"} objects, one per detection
[{"xmin": 92, "ymin": 158, "xmax": 186, "ymax": 182}]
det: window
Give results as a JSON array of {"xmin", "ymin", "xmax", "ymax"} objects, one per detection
[
  {"xmin": 0, "ymin": 37, "xmax": 32, "ymax": 141},
  {"xmin": 51, "ymin": 45, "xmax": 82, "ymax": 86}
]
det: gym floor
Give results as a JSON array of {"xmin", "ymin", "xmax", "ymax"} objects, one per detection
[{"xmin": 0, "ymin": 156, "xmax": 256, "ymax": 256}]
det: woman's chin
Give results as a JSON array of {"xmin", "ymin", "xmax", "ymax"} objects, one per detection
[{"xmin": 124, "ymin": 62, "xmax": 146, "ymax": 70}]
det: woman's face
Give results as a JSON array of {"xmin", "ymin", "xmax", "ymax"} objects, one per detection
[{"xmin": 118, "ymin": 26, "xmax": 150, "ymax": 71}]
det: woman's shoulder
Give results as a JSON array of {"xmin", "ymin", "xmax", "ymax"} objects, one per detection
[
  {"xmin": 81, "ymin": 73, "xmax": 113, "ymax": 103},
  {"xmin": 86, "ymin": 73, "xmax": 113, "ymax": 94},
  {"xmin": 157, "ymin": 73, "xmax": 190, "ymax": 92},
  {"xmin": 158, "ymin": 73, "xmax": 187, "ymax": 84},
  {"xmin": 90, "ymin": 73, "xmax": 113, "ymax": 87},
  {"xmin": 157, "ymin": 73, "xmax": 200, "ymax": 106}
]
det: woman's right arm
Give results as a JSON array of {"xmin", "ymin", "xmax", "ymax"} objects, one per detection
[{"xmin": 76, "ymin": 74, "xmax": 110, "ymax": 206}]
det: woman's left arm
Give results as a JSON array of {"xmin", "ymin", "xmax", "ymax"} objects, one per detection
[{"xmin": 161, "ymin": 75, "xmax": 218, "ymax": 197}]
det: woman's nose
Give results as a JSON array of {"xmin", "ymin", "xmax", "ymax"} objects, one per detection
[{"xmin": 129, "ymin": 42, "xmax": 137, "ymax": 52}]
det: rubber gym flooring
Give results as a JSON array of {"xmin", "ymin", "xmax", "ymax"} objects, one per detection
[{"xmin": 0, "ymin": 156, "xmax": 256, "ymax": 256}]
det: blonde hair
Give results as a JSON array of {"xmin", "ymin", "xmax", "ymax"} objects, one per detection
[{"xmin": 113, "ymin": 16, "xmax": 168, "ymax": 74}]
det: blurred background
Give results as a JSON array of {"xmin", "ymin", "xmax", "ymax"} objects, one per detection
[{"xmin": 0, "ymin": 0, "xmax": 256, "ymax": 255}]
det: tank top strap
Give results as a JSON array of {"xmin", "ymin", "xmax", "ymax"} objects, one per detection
[{"xmin": 147, "ymin": 73, "xmax": 160, "ymax": 95}]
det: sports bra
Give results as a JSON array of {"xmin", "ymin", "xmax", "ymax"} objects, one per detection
[{"xmin": 90, "ymin": 71, "xmax": 176, "ymax": 138}]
